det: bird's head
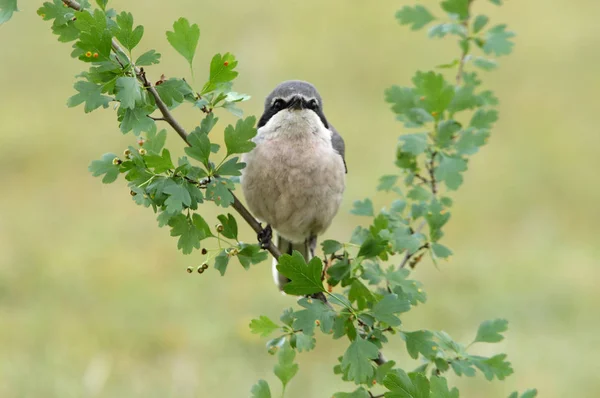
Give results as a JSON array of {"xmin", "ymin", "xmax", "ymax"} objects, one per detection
[{"xmin": 257, "ymin": 80, "xmax": 329, "ymax": 130}]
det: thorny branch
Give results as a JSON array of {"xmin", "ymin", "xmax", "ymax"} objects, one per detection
[{"xmin": 62, "ymin": 0, "xmax": 282, "ymax": 261}]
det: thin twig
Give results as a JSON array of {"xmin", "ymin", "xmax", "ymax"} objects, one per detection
[
  {"xmin": 62, "ymin": 0, "xmax": 282, "ymax": 260},
  {"xmin": 428, "ymin": 151, "xmax": 438, "ymax": 195},
  {"xmin": 399, "ymin": 221, "xmax": 427, "ymax": 269},
  {"xmin": 455, "ymin": 0, "xmax": 475, "ymax": 85}
]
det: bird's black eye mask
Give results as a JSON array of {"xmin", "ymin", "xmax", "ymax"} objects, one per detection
[{"xmin": 257, "ymin": 96, "xmax": 329, "ymax": 129}]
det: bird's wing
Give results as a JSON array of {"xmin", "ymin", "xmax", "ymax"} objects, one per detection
[{"xmin": 329, "ymin": 124, "xmax": 347, "ymax": 173}]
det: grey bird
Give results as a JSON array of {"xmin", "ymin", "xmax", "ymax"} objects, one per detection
[{"xmin": 241, "ymin": 80, "xmax": 347, "ymax": 291}]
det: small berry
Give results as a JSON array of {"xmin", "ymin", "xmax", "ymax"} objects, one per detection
[
  {"xmin": 224, "ymin": 61, "xmax": 229, "ymax": 67},
  {"xmin": 138, "ymin": 148, "xmax": 147, "ymax": 155},
  {"xmin": 229, "ymin": 248, "xmax": 239, "ymax": 256},
  {"xmin": 315, "ymin": 320, "xmax": 320, "ymax": 326},
  {"xmin": 93, "ymin": 52, "xmax": 99, "ymax": 58},
  {"xmin": 124, "ymin": 149, "xmax": 132, "ymax": 157},
  {"xmin": 197, "ymin": 266, "xmax": 205, "ymax": 274},
  {"xmin": 216, "ymin": 224, "xmax": 224, "ymax": 233},
  {"xmin": 112, "ymin": 157, "xmax": 122, "ymax": 165},
  {"xmin": 372, "ymin": 380, "xmax": 377, "ymax": 385},
  {"xmin": 201, "ymin": 248, "xmax": 208, "ymax": 255},
  {"xmin": 186, "ymin": 266, "xmax": 193, "ymax": 273},
  {"xmin": 201, "ymin": 263, "xmax": 209, "ymax": 270},
  {"xmin": 85, "ymin": 51, "xmax": 92, "ymax": 58},
  {"xmin": 130, "ymin": 190, "xmax": 137, "ymax": 196},
  {"xmin": 137, "ymin": 138, "xmax": 145, "ymax": 146}
]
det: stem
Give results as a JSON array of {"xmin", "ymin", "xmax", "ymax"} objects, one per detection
[
  {"xmin": 456, "ymin": 0, "xmax": 475, "ymax": 85},
  {"xmin": 62, "ymin": 0, "xmax": 282, "ymax": 261}
]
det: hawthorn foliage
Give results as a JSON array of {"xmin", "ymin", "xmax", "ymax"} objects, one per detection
[{"xmin": 0, "ymin": 0, "xmax": 538, "ymax": 396}]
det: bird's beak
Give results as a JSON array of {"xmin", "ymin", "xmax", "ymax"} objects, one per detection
[{"xmin": 289, "ymin": 96, "xmax": 304, "ymax": 110}]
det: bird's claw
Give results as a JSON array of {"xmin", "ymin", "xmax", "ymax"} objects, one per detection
[{"xmin": 257, "ymin": 225, "xmax": 273, "ymax": 249}]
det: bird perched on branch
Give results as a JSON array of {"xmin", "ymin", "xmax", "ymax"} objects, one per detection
[{"xmin": 241, "ymin": 80, "xmax": 347, "ymax": 291}]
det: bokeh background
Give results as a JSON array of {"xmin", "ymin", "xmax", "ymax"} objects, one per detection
[{"xmin": 1, "ymin": 0, "xmax": 599, "ymax": 397}]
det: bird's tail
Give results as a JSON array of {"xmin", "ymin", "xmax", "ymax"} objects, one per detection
[{"xmin": 272, "ymin": 234, "xmax": 316, "ymax": 292}]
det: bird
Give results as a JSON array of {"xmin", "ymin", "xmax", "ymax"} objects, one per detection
[{"xmin": 241, "ymin": 80, "xmax": 347, "ymax": 291}]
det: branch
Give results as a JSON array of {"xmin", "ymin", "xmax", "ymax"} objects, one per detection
[
  {"xmin": 455, "ymin": 0, "xmax": 475, "ymax": 85},
  {"xmin": 399, "ymin": 221, "xmax": 427, "ymax": 269},
  {"xmin": 62, "ymin": 0, "xmax": 282, "ymax": 260}
]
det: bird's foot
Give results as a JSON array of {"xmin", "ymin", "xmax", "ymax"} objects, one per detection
[{"xmin": 257, "ymin": 224, "xmax": 273, "ymax": 249}]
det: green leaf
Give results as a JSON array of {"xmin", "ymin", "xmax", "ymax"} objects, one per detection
[
  {"xmin": 357, "ymin": 237, "xmax": 386, "ymax": 259},
  {"xmin": 292, "ymin": 297, "xmax": 336, "ymax": 336},
  {"xmin": 430, "ymin": 376, "xmax": 459, "ymax": 398},
  {"xmin": 412, "ymin": 71, "xmax": 455, "ymax": 115},
  {"xmin": 471, "ymin": 354, "xmax": 514, "ymax": 380},
  {"xmin": 202, "ymin": 52, "xmax": 239, "ymax": 93},
  {"xmin": 224, "ymin": 116, "xmax": 257, "ymax": 156},
  {"xmin": 163, "ymin": 182, "xmax": 191, "ymax": 214},
  {"xmin": 0, "ymin": 0, "xmax": 18, "ymax": 24},
  {"xmin": 215, "ymin": 157, "xmax": 245, "ymax": 177},
  {"xmin": 67, "ymin": 81, "xmax": 112, "ymax": 113},
  {"xmin": 472, "ymin": 57, "xmax": 498, "ymax": 71},
  {"xmin": 135, "ymin": 49, "xmax": 161, "ymax": 66},
  {"xmin": 73, "ymin": 9, "xmax": 113, "ymax": 63},
  {"xmin": 155, "ymin": 78, "xmax": 193, "ymax": 108},
  {"xmin": 436, "ymin": 120, "xmax": 461, "ymax": 148},
  {"xmin": 509, "ymin": 390, "xmax": 538, "ymax": 398},
  {"xmin": 435, "ymin": 154, "xmax": 467, "ymax": 190},
  {"xmin": 377, "ymin": 175, "xmax": 399, "ymax": 192},
  {"xmin": 214, "ymin": 250, "xmax": 230, "ymax": 276},
  {"xmin": 441, "ymin": 0, "xmax": 469, "ymax": 20},
  {"xmin": 144, "ymin": 148, "xmax": 174, "ymax": 173},
  {"xmin": 456, "ymin": 127, "xmax": 489, "ymax": 155},
  {"xmin": 448, "ymin": 86, "xmax": 478, "ymax": 114},
  {"xmin": 115, "ymin": 77, "xmax": 142, "ymax": 109},
  {"xmin": 399, "ymin": 134, "xmax": 428, "ymax": 155},
  {"xmin": 322, "ymin": 240, "xmax": 343, "ymax": 255},
  {"xmin": 168, "ymin": 213, "xmax": 209, "ymax": 254},
  {"xmin": 383, "ymin": 369, "xmax": 430, "ymax": 398},
  {"xmin": 428, "ymin": 23, "xmax": 467, "ymax": 39},
  {"xmin": 395, "ymin": 5, "xmax": 435, "ymax": 30},
  {"xmin": 119, "ymin": 106, "xmax": 156, "ymax": 135},
  {"xmin": 407, "ymin": 186, "xmax": 431, "ymax": 201},
  {"xmin": 431, "ymin": 243, "xmax": 452, "ymax": 259},
  {"xmin": 473, "ymin": 318, "xmax": 508, "ymax": 344},
  {"xmin": 250, "ymin": 316, "xmax": 280, "ymax": 337},
  {"xmin": 216, "ymin": 213, "xmax": 238, "ymax": 239},
  {"xmin": 250, "ymin": 380, "xmax": 271, "ymax": 398},
  {"xmin": 274, "ymin": 343, "xmax": 298, "ymax": 390},
  {"xmin": 89, "ymin": 153, "xmax": 120, "ymax": 183},
  {"xmin": 37, "ymin": 0, "xmax": 74, "ymax": 26},
  {"xmin": 387, "ymin": 269, "xmax": 427, "ymax": 305},
  {"xmin": 472, "ymin": 15, "xmax": 489, "ymax": 34},
  {"xmin": 470, "ymin": 109, "xmax": 498, "ymax": 129},
  {"xmin": 276, "ymin": 252, "xmax": 325, "ymax": 295},
  {"xmin": 403, "ymin": 330, "xmax": 438, "ymax": 360},
  {"xmin": 385, "ymin": 86, "xmax": 417, "ymax": 115},
  {"xmin": 292, "ymin": 332, "xmax": 316, "ymax": 352},
  {"xmin": 341, "ymin": 338, "xmax": 379, "ymax": 384},
  {"xmin": 205, "ymin": 177, "xmax": 234, "ymax": 207},
  {"xmin": 238, "ymin": 243, "xmax": 268, "ymax": 269},
  {"xmin": 371, "ymin": 294, "xmax": 410, "ymax": 326},
  {"xmin": 115, "ymin": 11, "xmax": 143, "ymax": 52},
  {"xmin": 166, "ymin": 17, "xmax": 200, "ymax": 68},
  {"xmin": 185, "ymin": 128, "xmax": 212, "ymax": 167},
  {"xmin": 351, "ymin": 199, "xmax": 374, "ymax": 216},
  {"xmin": 333, "ymin": 388, "xmax": 370, "ymax": 398},
  {"xmin": 483, "ymin": 24, "xmax": 515, "ymax": 56},
  {"xmin": 144, "ymin": 127, "xmax": 167, "ymax": 154}
]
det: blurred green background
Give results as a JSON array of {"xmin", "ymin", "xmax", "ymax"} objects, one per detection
[{"xmin": 1, "ymin": 0, "xmax": 599, "ymax": 397}]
